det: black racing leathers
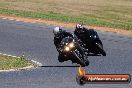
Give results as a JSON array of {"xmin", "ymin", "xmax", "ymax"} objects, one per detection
[
  {"xmin": 74, "ymin": 27, "xmax": 101, "ymax": 48},
  {"xmin": 74, "ymin": 27, "xmax": 90, "ymax": 44},
  {"xmin": 54, "ymin": 31, "xmax": 73, "ymax": 62}
]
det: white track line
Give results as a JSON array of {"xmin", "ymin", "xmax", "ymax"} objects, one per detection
[
  {"xmin": 7, "ymin": 55, "xmax": 12, "ymax": 57},
  {"xmin": 2, "ymin": 18, "xmax": 7, "ymax": 19},
  {"xmin": 15, "ymin": 19, "xmax": 20, "ymax": 21},
  {"xmin": 0, "ymin": 52, "xmax": 42, "ymax": 66},
  {"xmin": 0, "ymin": 65, "xmax": 35, "ymax": 72},
  {"xmin": 8, "ymin": 18, "xmax": 14, "ymax": 20},
  {"xmin": 31, "ymin": 60, "xmax": 42, "ymax": 67},
  {"xmin": 0, "ymin": 53, "xmax": 42, "ymax": 72},
  {"xmin": 3, "ymin": 54, "xmax": 7, "ymax": 56},
  {"xmin": 12, "ymin": 56, "xmax": 17, "ymax": 58}
]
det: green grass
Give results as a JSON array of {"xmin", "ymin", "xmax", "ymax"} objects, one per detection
[
  {"xmin": 0, "ymin": 0, "xmax": 131, "ymax": 30},
  {"xmin": 0, "ymin": 8, "xmax": 131, "ymax": 30},
  {"xmin": 0, "ymin": 54, "xmax": 33, "ymax": 70}
]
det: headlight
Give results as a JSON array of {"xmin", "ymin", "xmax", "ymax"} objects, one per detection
[
  {"xmin": 69, "ymin": 43, "xmax": 74, "ymax": 48},
  {"xmin": 65, "ymin": 46, "xmax": 70, "ymax": 51},
  {"xmin": 94, "ymin": 35, "xmax": 96, "ymax": 38}
]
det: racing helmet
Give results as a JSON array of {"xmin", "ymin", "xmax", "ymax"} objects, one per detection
[
  {"xmin": 76, "ymin": 24, "xmax": 83, "ymax": 29},
  {"xmin": 53, "ymin": 27, "xmax": 63, "ymax": 36}
]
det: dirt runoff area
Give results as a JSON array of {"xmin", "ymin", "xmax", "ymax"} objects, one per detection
[{"xmin": 0, "ymin": 15, "xmax": 132, "ymax": 36}]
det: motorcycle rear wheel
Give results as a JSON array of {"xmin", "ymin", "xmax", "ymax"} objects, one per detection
[{"xmin": 96, "ymin": 43, "xmax": 106, "ymax": 56}]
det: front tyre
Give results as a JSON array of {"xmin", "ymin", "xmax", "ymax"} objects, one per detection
[{"xmin": 73, "ymin": 50, "xmax": 88, "ymax": 67}]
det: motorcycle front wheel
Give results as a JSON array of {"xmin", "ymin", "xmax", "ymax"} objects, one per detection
[{"xmin": 73, "ymin": 49, "xmax": 89, "ymax": 67}]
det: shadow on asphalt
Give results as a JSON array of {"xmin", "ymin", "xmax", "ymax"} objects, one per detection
[{"xmin": 40, "ymin": 66, "xmax": 80, "ymax": 67}]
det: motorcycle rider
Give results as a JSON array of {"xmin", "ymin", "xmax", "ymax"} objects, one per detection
[
  {"xmin": 74, "ymin": 24, "xmax": 87, "ymax": 38},
  {"xmin": 74, "ymin": 24, "xmax": 102, "ymax": 53},
  {"xmin": 74, "ymin": 24, "xmax": 89, "ymax": 44},
  {"xmin": 53, "ymin": 27, "xmax": 73, "ymax": 62}
]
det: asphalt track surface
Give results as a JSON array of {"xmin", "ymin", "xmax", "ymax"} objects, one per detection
[{"xmin": 0, "ymin": 18, "xmax": 132, "ymax": 88}]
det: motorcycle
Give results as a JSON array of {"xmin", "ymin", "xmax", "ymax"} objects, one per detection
[
  {"xmin": 59, "ymin": 36, "xmax": 89, "ymax": 67},
  {"xmin": 78, "ymin": 29, "xmax": 106, "ymax": 56}
]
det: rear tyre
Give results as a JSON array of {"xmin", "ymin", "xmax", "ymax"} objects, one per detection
[
  {"xmin": 101, "ymin": 50, "xmax": 106, "ymax": 56},
  {"xmin": 96, "ymin": 43, "xmax": 106, "ymax": 56}
]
